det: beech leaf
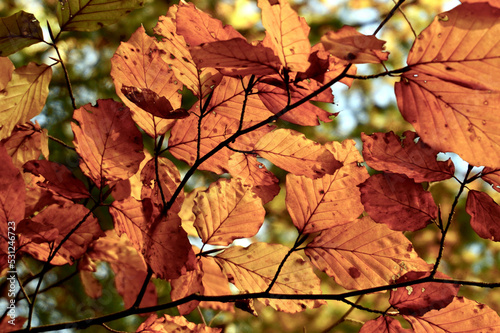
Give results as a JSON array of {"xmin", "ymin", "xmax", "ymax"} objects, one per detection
[
  {"xmin": 359, "ymin": 316, "xmax": 412, "ymax": 333},
  {"xmin": 253, "ymin": 128, "xmax": 342, "ymax": 179},
  {"xmin": 395, "ymin": 3, "xmax": 500, "ymax": 168},
  {"xmin": 216, "ymin": 243, "xmax": 324, "ymax": 313},
  {"xmin": 137, "ymin": 314, "xmax": 222, "ymax": 333},
  {"xmin": 2, "ymin": 122, "xmax": 49, "ymax": 169},
  {"xmin": 362, "ymin": 131, "xmax": 455, "ymax": 182},
  {"xmin": 0, "ymin": 11, "xmax": 43, "ymax": 56},
  {"xmin": 121, "ymin": 86, "xmax": 188, "ymax": 119},
  {"xmin": 305, "ymin": 216, "xmax": 431, "ymax": 290},
  {"xmin": 466, "ymin": 190, "xmax": 500, "ymax": 241},
  {"xmin": 482, "ymin": 167, "xmax": 500, "ymax": 192},
  {"xmin": 359, "ymin": 173, "xmax": 438, "ymax": 231},
  {"xmin": 0, "ymin": 143, "xmax": 25, "ymax": 225}
]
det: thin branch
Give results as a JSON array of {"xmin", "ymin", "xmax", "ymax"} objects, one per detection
[
  {"xmin": 47, "ymin": 135, "xmax": 76, "ymax": 151},
  {"xmin": 394, "ymin": 0, "xmax": 417, "ymax": 38},
  {"xmin": 321, "ymin": 296, "xmax": 363, "ymax": 333},
  {"xmin": 373, "ymin": 0, "xmax": 406, "ymax": 35},
  {"xmin": 131, "ymin": 266, "xmax": 153, "ymax": 309},
  {"xmin": 344, "ymin": 66, "xmax": 410, "ymax": 80}
]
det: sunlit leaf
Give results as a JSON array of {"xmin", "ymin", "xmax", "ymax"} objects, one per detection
[
  {"xmin": 121, "ymin": 86, "xmax": 188, "ymax": 119},
  {"xmin": 0, "ymin": 143, "xmax": 25, "ymax": 226},
  {"xmin": 359, "ymin": 173, "xmax": 438, "ymax": 231},
  {"xmin": 72, "ymin": 99, "xmax": 145, "ymax": 187},
  {"xmin": 136, "ymin": 313, "xmax": 222, "ymax": 333},
  {"xmin": 57, "ymin": 0, "xmax": 145, "ymax": 32},
  {"xmin": 395, "ymin": 3, "xmax": 500, "ymax": 168},
  {"xmin": 359, "ymin": 316, "xmax": 412, "ymax": 333},
  {"xmin": 305, "ymin": 216, "xmax": 431, "ymax": 290},
  {"xmin": 253, "ymin": 128, "xmax": 342, "ymax": 179},
  {"xmin": 286, "ymin": 139, "xmax": 369, "ymax": 233},
  {"xmin": 193, "ymin": 178, "xmax": 265, "ymax": 245},
  {"xmin": 216, "ymin": 242, "xmax": 324, "ymax": 313},
  {"xmin": 0, "ymin": 11, "xmax": 43, "ymax": 56},
  {"xmin": 0, "ymin": 57, "xmax": 14, "ymax": 89},
  {"xmin": 0, "ymin": 62, "xmax": 52, "ymax": 140},
  {"xmin": 362, "ymin": 131, "xmax": 455, "ymax": 182},
  {"xmin": 1, "ymin": 121, "xmax": 48, "ymax": 169},
  {"xmin": 466, "ymin": 190, "xmax": 500, "ymax": 241}
]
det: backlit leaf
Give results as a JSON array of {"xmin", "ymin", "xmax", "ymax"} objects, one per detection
[
  {"xmin": 404, "ymin": 296, "xmax": 500, "ymax": 332},
  {"xmin": 121, "ymin": 86, "xmax": 188, "ymax": 119},
  {"xmin": 0, "ymin": 11, "xmax": 43, "ymax": 56},
  {"xmin": 216, "ymin": 242, "xmax": 324, "ymax": 313},
  {"xmin": 253, "ymin": 128, "xmax": 342, "ymax": 179},
  {"xmin": 466, "ymin": 190, "xmax": 500, "ymax": 241},
  {"xmin": 305, "ymin": 216, "xmax": 430, "ymax": 290},
  {"xmin": 0, "ymin": 62, "xmax": 52, "ymax": 140},
  {"xmin": 0, "ymin": 143, "xmax": 25, "ymax": 226},
  {"xmin": 286, "ymin": 139, "xmax": 369, "ymax": 233},
  {"xmin": 193, "ymin": 178, "xmax": 265, "ymax": 245},
  {"xmin": 389, "ymin": 271, "xmax": 459, "ymax": 316},
  {"xmin": 395, "ymin": 3, "xmax": 500, "ymax": 168},
  {"xmin": 359, "ymin": 173, "xmax": 438, "ymax": 231},
  {"xmin": 362, "ymin": 131, "xmax": 455, "ymax": 182},
  {"xmin": 57, "ymin": 0, "xmax": 145, "ymax": 32},
  {"xmin": 359, "ymin": 316, "xmax": 412, "ymax": 333},
  {"xmin": 109, "ymin": 196, "xmax": 146, "ymax": 251},
  {"xmin": 321, "ymin": 26, "xmax": 388, "ymax": 64},
  {"xmin": 258, "ymin": 0, "xmax": 311, "ymax": 72},
  {"xmin": 170, "ymin": 259, "xmax": 203, "ymax": 315},
  {"xmin": 111, "ymin": 26, "xmax": 181, "ymax": 137},
  {"xmin": 0, "ymin": 57, "xmax": 14, "ymax": 89},
  {"xmin": 137, "ymin": 314, "xmax": 221, "ymax": 333},
  {"xmin": 72, "ymin": 99, "xmax": 145, "ymax": 187},
  {"xmin": 482, "ymin": 167, "xmax": 500, "ymax": 192},
  {"xmin": 23, "ymin": 160, "xmax": 90, "ymax": 200},
  {"xmin": 2, "ymin": 121, "xmax": 48, "ymax": 169}
]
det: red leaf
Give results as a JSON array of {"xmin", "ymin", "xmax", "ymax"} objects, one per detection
[
  {"xmin": 0, "ymin": 143, "xmax": 25, "ymax": 225},
  {"xmin": 360, "ymin": 316, "xmax": 412, "ymax": 333},
  {"xmin": 466, "ymin": 190, "xmax": 500, "ymax": 241},
  {"xmin": 362, "ymin": 131, "xmax": 455, "ymax": 182},
  {"xmin": 359, "ymin": 173, "xmax": 438, "ymax": 231},
  {"xmin": 389, "ymin": 271, "xmax": 459, "ymax": 316},
  {"xmin": 482, "ymin": 167, "xmax": 500, "ymax": 192}
]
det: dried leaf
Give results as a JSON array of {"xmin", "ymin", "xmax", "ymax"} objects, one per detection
[
  {"xmin": 121, "ymin": 86, "xmax": 188, "ymax": 119},
  {"xmin": 482, "ymin": 167, "xmax": 500, "ymax": 192},
  {"xmin": 359, "ymin": 173, "xmax": 438, "ymax": 231},
  {"xmin": 2, "ymin": 122, "xmax": 49, "ymax": 169},
  {"xmin": 360, "ymin": 316, "xmax": 412, "ymax": 333},
  {"xmin": 0, "ymin": 143, "xmax": 25, "ymax": 226},
  {"xmin": 0, "ymin": 11, "xmax": 43, "ymax": 56},
  {"xmin": 137, "ymin": 314, "xmax": 221, "ymax": 333},
  {"xmin": 0, "ymin": 57, "xmax": 15, "ymax": 89},
  {"xmin": 305, "ymin": 216, "xmax": 431, "ymax": 290},
  {"xmin": 466, "ymin": 190, "xmax": 500, "ymax": 241}
]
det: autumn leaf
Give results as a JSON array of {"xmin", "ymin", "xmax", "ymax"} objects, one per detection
[
  {"xmin": 0, "ymin": 143, "xmax": 25, "ymax": 228},
  {"xmin": 286, "ymin": 139, "xmax": 369, "ymax": 233},
  {"xmin": 0, "ymin": 57, "xmax": 14, "ymax": 89},
  {"xmin": 466, "ymin": 190, "xmax": 500, "ymax": 241},
  {"xmin": 253, "ymin": 128, "xmax": 342, "ymax": 179},
  {"xmin": 460, "ymin": 0, "xmax": 500, "ymax": 8},
  {"xmin": 0, "ymin": 62, "xmax": 52, "ymax": 140},
  {"xmin": 359, "ymin": 173, "xmax": 438, "ymax": 232},
  {"xmin": 305, "ymin": 216, "xmax": 431, "ymax": 290},
  {"xmin": 359, "ymin": 316, "xmax": 412, "ymax": 333},
  {"xmin": 321, "ymin": 26, "xmax": 388, "ymax": 64},
  {"xmin": 110, "ymin": 26, "xmax": 181, "ymax": 137},
  {"xmin": 362, "ymin": 131, "xmax": 455, "ymax": 182},
  {"xmin": 482, "ymin": 167, "xmax": 500, "ymax": 192},
  {"xmin": 72, "ymin": 99, "xmax": 145, "ymax": 187},
  {"xmin": 389, "ymin": 271, "xmax": 459, "ymax": 316},
  {"xmin": 176, "ymin": 2, "xmax": 244, "ymax": 46},
  {"xmin": 258, "ymin": 0, "xmax": 311, "ymax": 72},
  {"xmin": 170, "ymin": 260, "xmax": 203, "ymax": 315},
  {"xmin": 137, "ymin": 314, "xmax": 222, "ymax": 333},
  {"xmin": 57, "ymin": 0, "xmax": 145, "ymax": 32},
  {"xmin": 193, "ymin": 178, "xmax": 265, "ymax": 245},
  {"xmin": 395, "ymin": 3, "xmax": 500, "ymax": 168},
  {"xmin": 23, "ymin": 160, "xmax": 90, "ymax": 200},
  {"xmin": 121, "ymin": 86, "xmax": 188, "ymax": 119},
  {"xmin": 198, "ymin": 256, "xmax": 234, "ymax": 312},
  {"xmin": 404, "ymin": 296, "xmax": 500, "ymax": 332},
  {"xmin": 0, "ymin": 11, "xmax": 43, "ymax": 56},
  {"xmin": 109, "ymin": 196, "xmax": 147, "ymax": 252},
  {"xmin": 216, "ymin": 242, "xmax": 324, "ymax": 313}
]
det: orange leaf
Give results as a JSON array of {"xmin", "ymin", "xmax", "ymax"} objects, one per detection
[
  {"xmin": 1, "ymin": 121, "xmax": 48, "ymax": 169},
  {"xmin": 395, "ymin": 3, "xmax": 500, "ymax": 168},
  {"xmin": 170, "ymin": 260, "xmax": 203, "ymax": 315},
  {"xmin": 137, "ymin": 313, "xmax": 222, "ymax": 333},
  {"xmin": 404, "ymin": 296, "xmax": 500, "ymax": 332},
  {"xmin": 286, "ymin": 139, "xmax": 369, "ymax": 234},
  {"xmin": 258, "ymin": 0, "xmax": 311, "ymax": 72},
  {"xmin": 110, "ymin": 26, "xmax": 180, "ymax": 137},
  {"xmin": 253, "ymin": 128, "xmax": 342, "ymax": 179},
  {"xmin": 359, "ymin": 316, "xmax": 412, "ymax": 333},
  {"xmin": 193, "ymin": 178, "xmax": 265, "ymax": 245},
  {"xmin": 23, "ymin": 160, "xmax": 90, "ymax": 200},
  {"xmin": 176, "ymin": 2, "xmax": 244, "ymax": 46},
  {"xmin": 0, "ymin": 143, "xmax": 25, "ymax": 225},
  {"xmin": 460, "ymin": 0, "xmax": 500, "ymax": 8},
  {"xmin": 321, "ymin": 26, "xmax": 388, "ymax": 64},
  {"xmin": 305, "ymin": 216, "xmax": 431, "ymax": 290},
  {"xmin": 359, "ymin": 173, "xmax": 438, "ymax": 231},
  {"xmin": 227, "ymin": 153, "xmax": 280, "ymax": 204},
  {"xmin": 121, "ymin": 86, "xmax": 188, "ymax": 119},
  {"xmin": 362, "ymin": 131, "xmax": 455, "ymax": 183},
  {"xmin": 153, "ymin": 7, "xmax": 222, "ymax": 99},
  {"xmin": 72, "ymin": 99, "xmax": 145, "ymax": 187},
  {"xmin": 109, "ymin": 196, "xmax": 147, "ymax": 252},
  {"xmin": 466, "ymin": 190, "xmax": 500, "ymax": 241},
  {"xmin": 198, "ymin": 256, "xmax": 234, "ymax": 312},
  {"xmin": 0, "ymin": 57, "xmax": 14, "ymax": 90},
  {"xmin": 191, "ymin": 39, "xmax": 282, "ymax": 76},
  {"xmin": 389, "ymin": 271, "xmax": 459, "ymax": 317},
  {"xmin": 216, "ymin": 242, "xmax": 324, "ymax": 313}
]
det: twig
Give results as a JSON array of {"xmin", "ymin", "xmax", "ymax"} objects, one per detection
[
  {"xmin": 47, "ymin": 135, "xmax": 76, "ymax": 151},
  {"xmin": 321, "ymin": 296, "xmax": 364, "ymax": 333},
  {"xmin": 131, "ymin": 266, "xmax": 154, "ymax": 309}
]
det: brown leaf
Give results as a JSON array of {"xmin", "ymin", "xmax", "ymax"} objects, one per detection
[
  {"xmin": 109, "ymin": 196, "xmax": 147, "ymax": 252},
  {"xmin": 395, "ymin": 3, "xmax": 500, "ymax": 168},
  {"xmin": 389, "ymin": 271, "xmax": 459, "ymax": 316},
  {"xmin": 137, "ymin": 314, "xmax": 222, "ymax": 333},
  {"xmin": 404, "ymin": 296, "xmax": 500, "ymax": 332},
  {"xmin": 0, "ymin": 143, "xmax": 25, "ymax": 225},
  {"xmin": 216, "ymin": 242, "xmax": 324, "ymax": 313},
  {"xmin": 170, "ymin": 259, "xmax": 203, "ymax": 315},
  {"xmin": 253, "ymin": 128, "xmax": 342, "ymax": 179},
  {"xmin": 305, "ymin": 216, "xmax": 431, "ymax": 290},
  {"xmin": 198, "ymin": 256, "xmax": 234, "ymax": 312},
  {"xmin": 2, "ymin": 121, "xmax": 48, "ymax": 169},
  {"xmin": 482, "ymin": 167, "xmax": 500, "ymax": 192},
  {"xmin": 359, "ymin": 173, "xmax": 438, "ymax": 231},
  {"xmin": 121, "ymin": 86, "xmax": 188, "ymax": 119},
  {"xmin": 359, "ymin": 316, "xmax": 412, "ymax": 333},
  {"xmin": 321, "ymin": 26, "xmax": 389, "ymax": 64},
  {"xmin": 362, "ymin": 131, "xmax": 455, "ymax": 182},
  {"xmin": 0, "ymin": 57, "xmax": 14, "ymax": 90},
  {"xmin": 466, "ymin": 190, "xmax": 500, "ymax": 241},
  {"xmin": 72, "ymin": 99, "xmax": 145, "ymax": 187}
]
